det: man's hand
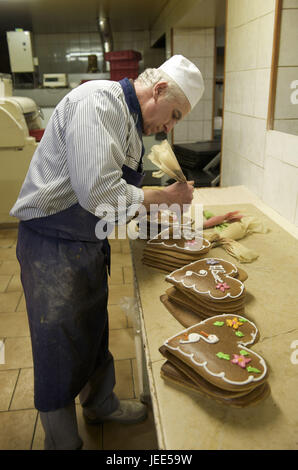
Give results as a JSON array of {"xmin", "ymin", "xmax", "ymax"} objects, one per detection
[
  {"xmin": 163, "ymin": 181, "xmax": 194, "ymax": 208},
  {"xmin": 142, "ymin": 181, "xmax": 194, "ymax": 212}
]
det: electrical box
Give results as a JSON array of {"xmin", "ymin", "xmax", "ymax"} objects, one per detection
[{"xmin": 6, "ymin": 31, "xmax": 35, "ymax": 73}]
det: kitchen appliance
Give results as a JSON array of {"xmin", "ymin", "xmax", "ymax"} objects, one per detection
[
  {"xmin": 0, "ymin": 76, "xmax": 44, "ymax": 220},
  {"xmin": 43, "ymin": 73, "xmax": 68, "ymax": 88}
]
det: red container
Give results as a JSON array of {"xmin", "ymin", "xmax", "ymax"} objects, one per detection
[
  {"xmin": 29, "ymin": 129, "xmax": 45, "ymax": 142},
  {"xmin": 105, "ymin": 50, "xmax": 142, "ymax": 81}
]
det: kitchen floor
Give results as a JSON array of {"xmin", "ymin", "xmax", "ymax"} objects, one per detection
[{"xmin": 0, "ymin": 227, "xmax": 158, "ymax": 450}]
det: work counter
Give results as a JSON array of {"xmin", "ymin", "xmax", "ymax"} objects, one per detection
[{"xmin": 129, "ymin": 185, "xmax": 298, "ymax": 450}]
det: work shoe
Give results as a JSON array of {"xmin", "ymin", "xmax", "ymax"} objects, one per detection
[{"xmin": 83, "ymin": 400, "xmax": 147, "ymax": 425}]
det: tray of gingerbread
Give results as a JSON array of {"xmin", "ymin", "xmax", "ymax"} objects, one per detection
[
  {"xmin": 160, "ymin": 257, "xmax": 248, "ymax": 326},
  {"xmin": 159, "ymin": 314, "xmax": 270, "ymax": 407},
  {"xmin": 142, "ymin": 227, "xmax": 211, "ymax": 273}
]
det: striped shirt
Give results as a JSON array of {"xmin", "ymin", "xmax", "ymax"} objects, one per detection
[{"xmin": 10, "ymin": 80, "xmax": 144, "ymax": 221}]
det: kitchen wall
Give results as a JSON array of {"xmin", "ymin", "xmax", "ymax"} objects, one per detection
[
  {"xmin": 172, "ymin": 28, "xmax": 215, "ymax": 144},
  {"xmin": 273, "ymin": 0, "xmax": 298, "ymax": 135},
  {"xmin": 33, "ymin": 29, "xmax": 165, "ymax": 78},
  {"xmin": 221, "ymin": 0, "xmax": 298, "ymax": 227}
]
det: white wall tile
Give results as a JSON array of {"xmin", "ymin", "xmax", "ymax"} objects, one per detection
[
  {"xmin": 279, "ymin": 9, "xmax": 298, "ymax": 66},
  {"xmin": 173, "ymin": 121, "xmax": 188, "ymax": 143},
  {"xmin": 283, "ymin": 0, "xmax": 298, "ymax": 7},
  {"xmin": 240, "ymin": 70, "xmax": 257, "ymax": 116},
  {"xmin": 257, "ymin": 12, "xmax": 275, "ymax": 68},
  {"xmin": 262, "ymin": 155, "xmax": 298, "ymax": 222},
  {"xmin": 203, "ymin": 120, "xmax": 212, "ymax": 140},
  {"xmin": 254, "ymin": 68, "xmax": 271, "ymax": 119},
  {"xmin": 239, "ymin": 116, "xmax": 267, "ymax": 167},
  {"xmin": 274, "ymin": 67, "xmax": 298, "ymax": 119},
  {"xmin": 188, "ymin": 121, "xmax": 204, "ymax": 141}
]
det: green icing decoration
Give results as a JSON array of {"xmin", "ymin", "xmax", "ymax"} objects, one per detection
[
  {"xmin": 247, "ymin": 366, "xmax": 261, "ymax": 374},
  {"xmin": 213, "ymin": 321, "xmax": 225, "ymax": 326},
  {"xmin": 235, "ymin": 331, "xmax": 244, "ymax": 337},
  {"xmin": 214, "ymin": 223, "xmax": 230, "ymax": 233},
  {"xmin": 216, "ymin": 352, "xmax": 230, "ymax": 360},
  {"xmin": 203, "ymin": 210, "xmax": 214, "ymax": 220},
  {"xmin": 238, "ymin": 318, "xmax": 248, "ymax": 323},
  {"xmin": 239, "ymin": 350, "xmax": 250, "ymax": 356}
]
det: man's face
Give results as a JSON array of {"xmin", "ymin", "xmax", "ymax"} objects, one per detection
[{"xmin": 141, "ymin": 82, "xmax": 190, "ymax": 136}]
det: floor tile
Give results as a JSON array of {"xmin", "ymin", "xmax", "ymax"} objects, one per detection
[
  {"xmin": 132, "ymin": 358, "xmax": 140, "ymax": 399},
  {"xmin": 0, "ymin": 260, "xmax": 20, "ymax": 276},
  {"xmin": 0, "ymin": 275, "xmax": 12, "ymax": 293},
  {"xmin": 108, "ymin": 240, "xmax": 121, "ymax": 253},
  {"xmin": 10, "ymin": 368, "xmax": 34, "ymax": 410},
  {"xmin": 0, "ymin": 229, "xmax": 18, "ymax": 239},
  {"xmin": 0, "ymin": 248, "xmax": 17, "ymax": 261},
  {"xmin": 102, "ymin": 405, "xmax": 158, "ymax": 450},
  {"xmin": 0, "ymin": 312, "xmax": 30, "ymax": 337},
  {"xmin": 0, "ymin": 239, "xmax": 16, "ymax": 249},
  {"xmin": 109, "ymin": 265, "xmax": 124, "ymax": 285},
  {"xmin": 6, "ymin": 274, "xmax": 23, "ymax": 292},
  {"xmin": 109, "ymin": 328, "xmax": 136, "ymax": 360},
  {"xmin": 123, "ymin": 266, "xmax": 133, "ymax": 284},
  {"xmin": 108, "ymin": 284, "xmax": 134, "ymax": 305},
  {"xmin": 114, "ymin": 359, "xmax": 134, "ymax": 399},
  {"xmin": 0, "ymin": 291, "xmax": 22, "ymax": 313},
  {"xmin": 111, "ymin": 252, "xmax": 133, "ymax": 267},
  {"xmin": 0, "ymin": 370, "xmax": 19, "ymax": 411},
  {"xmin": 16, "ymin": 294, "xmax": 26, "ymax": 312},
  {"xmin": 0, "ymin": 336, "xmax": 33, "ymax": 371},
  {"xmin": 120, "ymin": 239, "xmax": 131, "ymax": 254},
  {"xmin": 0, "ymin": 409, "xmax": 37, "ymax": 450},
  {"xmin": 108, "ymin": 305, "xmax": 128, "ymax": 330}
]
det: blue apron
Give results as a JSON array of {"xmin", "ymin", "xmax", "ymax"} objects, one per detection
[{"xmin": 16, "ymin": 78, "xmax": 145, "ymax": 412}]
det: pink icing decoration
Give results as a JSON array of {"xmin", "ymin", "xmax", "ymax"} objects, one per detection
[
  {"xmin": 231, "ymin": 354, "xmax": 251, "ymax": 369},
  {"xmin": 216, "ymin": 282, "xmax": 230, "ymax": 292}
]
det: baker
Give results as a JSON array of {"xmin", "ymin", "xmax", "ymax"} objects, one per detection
[{"xmin": 10, "ymin": 54, "xmax": 204, "ymax": 450}]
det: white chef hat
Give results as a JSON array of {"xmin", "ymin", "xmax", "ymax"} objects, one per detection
[{"xmin": 158, "ymin": 55, "xmax": 204, "ymax": 109}]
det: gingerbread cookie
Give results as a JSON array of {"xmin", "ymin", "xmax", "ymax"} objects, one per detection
[
  {"xmin": 160, "ymin": 314, "xmax": 268, "ymax": 394},
  {"xmin": 161, "ymin": 258, "xmax": 247, "ymax": 322},
  {"xmin": 166, "ymin": 258, "xmax": 245, "ymax": 300},
  {"xmin": 142, "ymin": 228, "xmax": 211, "ymax": 273},
  {"xmin": 138, "ymin": 210, "xmax": 193, "ymax": 240},
  {"xmin": 147, "ymin": 227, "xmax": 210, "ymax": 254}
]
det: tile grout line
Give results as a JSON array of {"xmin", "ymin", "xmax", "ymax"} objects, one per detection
[{"xmin": 8, "ymin": 368, "xmax": 21, "ymax": 411}]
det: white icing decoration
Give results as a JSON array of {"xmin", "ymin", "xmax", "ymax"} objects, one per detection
[
  {"xmin": 180, "ymin": 333, "xmax": 201, "ymax": 344},
  {"xmin": 166, "ymin": 258, "xmax": 244, "ymax": 300},
  {"xmin": 165, "ymin": 314, "xmax": 267, "ymax": 386},
  {"xmin": 180, "ymin": 332, "xmax": 219, "ymax": 344},
  {"xmin": 147, "ymin": 228, "xmax": 211, "ymax": 252},
  {"xmin": 185, "ymin": 271, "xmax": 193, "ymax": 276}
]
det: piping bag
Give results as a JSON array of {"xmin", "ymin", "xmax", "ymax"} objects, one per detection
[
  {"xmin": 146, "ymin": 140, "xmax": 187, "ymax": 183},
  {"xmin": 202, "ymin": 211, "xmax": 269, "ymax": 263}
]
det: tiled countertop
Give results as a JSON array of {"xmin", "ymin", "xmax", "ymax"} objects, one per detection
[{"xmin": 130, "ymin": 185, "xmax": 298, "ymax": 450}]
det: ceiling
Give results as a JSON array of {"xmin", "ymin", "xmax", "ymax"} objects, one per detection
[
  {"xmin": 0, "ymin": 0, "xmax": 170, "ymax": 34},
  {"xmin": 0, "ymin": 0, "xmax": 225, "ymax": 35}
]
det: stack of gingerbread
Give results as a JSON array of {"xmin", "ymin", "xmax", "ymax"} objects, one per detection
[
  {"xmin": 137, "ymin": 210, "xmax": 192, "ymax": 240},
  {"xmin": 159, "ymin": 313, "xmax": 270, "ymax": 407},
  {"xmin": 160, "ymin": 258, "xmax": 248, "ymax": 326},
  {"xmin": 142, "ymin": 227, "xmax": 211, "ymax": 273}
]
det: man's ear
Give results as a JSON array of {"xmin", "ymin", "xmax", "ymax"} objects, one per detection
[{"xmin": 153, "ymin": 81, "xmax": 168, "ymax": 101}]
